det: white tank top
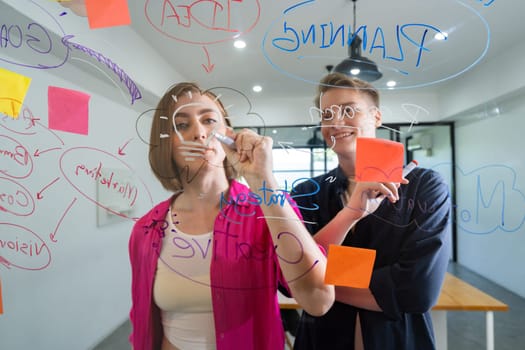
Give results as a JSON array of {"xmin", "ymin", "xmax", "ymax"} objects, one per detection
[{"xmin": 153, "ymin": 208, "xmax": 216, "ymax": 349}]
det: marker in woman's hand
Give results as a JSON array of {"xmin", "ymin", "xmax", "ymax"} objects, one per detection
[{"xmin": 212, "ymin": 131, "xmax": 237, "ymax": 150}]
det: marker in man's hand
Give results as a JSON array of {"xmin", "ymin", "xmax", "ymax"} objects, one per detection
[{"xmin": 402, "ymin": 160, "xmax": 418, "ymax": 177}]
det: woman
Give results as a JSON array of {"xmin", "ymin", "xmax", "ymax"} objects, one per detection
[{"xmin": 129, "ymin": 82, "xmax": 334, "ymax": 350}]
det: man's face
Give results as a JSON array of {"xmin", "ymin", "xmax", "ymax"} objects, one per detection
[{"xmin": 318, "ymin": 87, "xmax": 382, "ymax": 155}]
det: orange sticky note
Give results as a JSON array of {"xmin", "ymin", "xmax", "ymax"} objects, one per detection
[
  {"xmin": 355, "ymin": 137, "xmax": 404, "ymax": 182},
  {"xmin": 48, "ymin": 86, "xmax": 91, "ymax": 135},
  {"xmin": 85, "ymin": 0, "xmax": 131, "ymax": 29},
  {"xmin": 0, "ymin": 67, "xmax": 31, "ymax": 119},
  {"xmin": 324, "ymin": 244, "xmax": 376, "ymax": 288}
]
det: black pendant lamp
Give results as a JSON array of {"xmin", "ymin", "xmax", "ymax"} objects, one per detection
[{"xmin": 332, "ymin": 0, "xmax": 382, "ymax": 82}]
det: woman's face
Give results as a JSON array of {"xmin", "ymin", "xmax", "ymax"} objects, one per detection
[{"xmin": 170, "ymin": 91, "xmax": 229, "ymax": 173}]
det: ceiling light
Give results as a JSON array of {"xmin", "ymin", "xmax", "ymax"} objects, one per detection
[
  {"xmin": 386, "ymin": 80, "xmax": 397, "ymax": 88},
  {"xmin": 234, "ymin": 40, "xmax": 246, "ymax": 49},
  {"xmin": 252, "ymin": 85, "xmax": 262, "ymax": 92},
  {"xmin": 332, "ymin": 0, "xmax": 382, "ymax": 82},
  {"xmin": 434, "ymin": 32, "xmax": 448, "ymax": 41}
]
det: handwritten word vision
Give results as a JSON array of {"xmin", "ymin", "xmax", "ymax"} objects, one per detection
[{"xmin": 0, "ymin": 223, "xmax": 51, "ymax": 271}]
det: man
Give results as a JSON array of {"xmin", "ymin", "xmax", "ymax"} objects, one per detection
[{"xmin": 291, "ymin": 73, "xmax": 451, "ymax": 350}]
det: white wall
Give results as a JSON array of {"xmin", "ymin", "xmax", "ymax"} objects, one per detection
[
  {"xmin": 453, "ymin": 94, "xmax": 525, "ymax": 297},
  {"xmin": 0, "ymin": 61, "xmax": 173, "ymax": 350},
  {"xmin": 438, "ymin": 39, "xmax": 525, "ymax": 298},
  {"xmin": 0, "ymin": 2, "xmax": 180, "ymax": 348}
]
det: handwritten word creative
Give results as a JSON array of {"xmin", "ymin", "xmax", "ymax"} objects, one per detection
[{"xmin": 145, "ymin": 0, "xmax": 261, "ymax": 44}]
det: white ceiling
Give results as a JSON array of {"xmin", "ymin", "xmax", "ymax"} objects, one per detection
[
  {"xmin": 1, "ymin": 0, "xmax": 524, "ymax": 108},
  {"xmin": 125, "ymin": 0, "xmax": 523, "ymax": 98}
]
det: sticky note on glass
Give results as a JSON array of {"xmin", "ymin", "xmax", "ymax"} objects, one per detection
[
  {"xmin": 48, "ymin": 86, "xmax": 90, "ymax": 135},
  {"xmin": 324, "ymin": 244, "xmax": 376, "ymax": 288},
  {"xmin": 355, "ymin": 137, "xmax": 404, "ymax": 182},
  {"xmin": 85, "ymin": 0, "xmax": 131, "ymax": 29},
  {"xmin": 0, "ymin": 68, "xmax": 31, "ymax": 119}
]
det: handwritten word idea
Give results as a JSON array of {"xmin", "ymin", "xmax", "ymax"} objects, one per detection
[{"xmin": 145, "ymin": 0, "xmax": 261, "ymax": 44}]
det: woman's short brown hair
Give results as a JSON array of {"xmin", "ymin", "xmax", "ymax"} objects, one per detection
[
  {"xmin": 148, "ymin": 82, "xmax": 239, "ymax": 192},
  {"xmin": 314, "ymin": 73, "xmax": 380, "ymax": 109}
]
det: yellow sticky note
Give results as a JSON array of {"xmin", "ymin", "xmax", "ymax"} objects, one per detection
[
  {"xmin": 0, "ymin": 68, "xmax": 31, "ymax": 119},
  {"xmin": 324, "ymin": 244, "xmax": 376, "ymax": 288}
]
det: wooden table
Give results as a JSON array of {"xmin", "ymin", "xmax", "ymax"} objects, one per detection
[
  {"xmin": 279, "ymin": 272, "xmax": 509, "ymax": 350},
  {"xmin": 432, "ymin": 273, "xmax": 508, "ymax": 350}
]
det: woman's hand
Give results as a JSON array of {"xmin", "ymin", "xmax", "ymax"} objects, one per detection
[{"xmin": 222, "ymin": 128, "xmax": 274, "ymax": 183}]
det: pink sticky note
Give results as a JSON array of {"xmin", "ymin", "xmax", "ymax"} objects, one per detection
[
  {"xmin": 85, "ymin": 0, "xmax": 131, "ymax": 29},
  {"xmin": 48, "ymin": 86, "xmax": 90, "ymax": 135},
  {"xmin": 355, "ymin": 137, "xmax": 404, "ymax": 182}
]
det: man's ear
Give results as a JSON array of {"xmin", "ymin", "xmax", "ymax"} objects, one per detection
[{"xmin": 372, "ymin": 106, "xmax": 382, "ymax": 128}]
